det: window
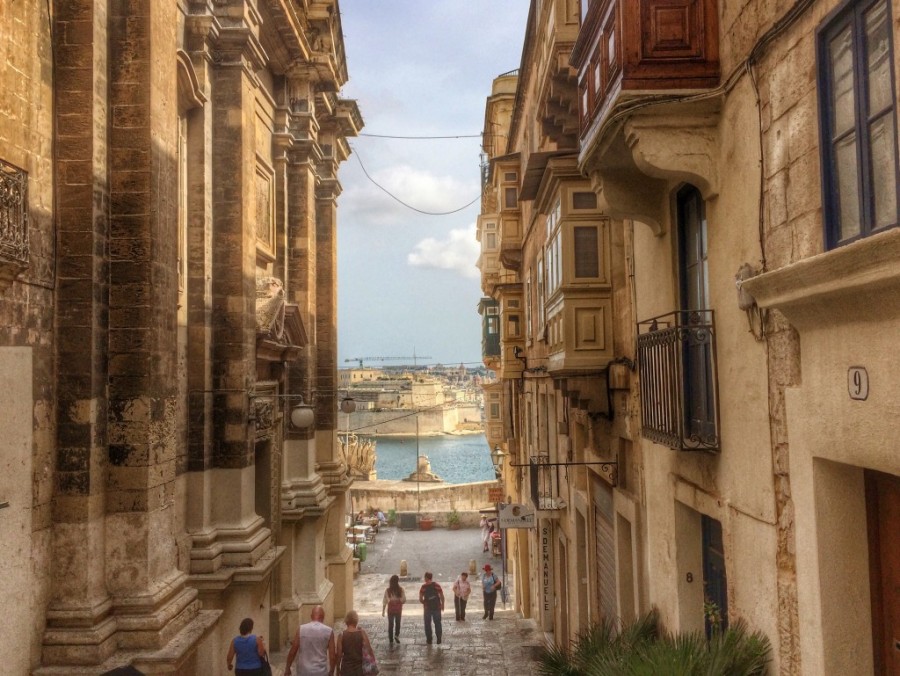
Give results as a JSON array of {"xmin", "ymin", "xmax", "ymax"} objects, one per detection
[
  {"xmin": 487, "ymin": 316, "xmax": 499, "ymax": 334},
  {"xmin": 485, "ymin": 232, "xmax": 497, "ymax": 250},
  {"xmin": 573, "ymin": 191, "xmax": 597, "ymax": 209},
  {"xmin": 525, "ymin": 273, "xmax": 533, "ymax": 339},
  {"xmin": 573, "ymin": 225, "xmax": 600, "ymax": 278},
  {"xmin": 819, "ymin": 0, "xmax": 898, "ymax": 248},
  {"xmin": 504, "ymin": 187, "xmax": 518, "ymax": 209},
  {"xmin": 547, "ymin": 231, "xmax": 562, "ymax": 294},
  {"xmin": 536, "ymin": 257, "xmax": 545, "ymax": 333}
]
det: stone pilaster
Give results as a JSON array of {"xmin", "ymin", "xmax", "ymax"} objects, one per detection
[
  {"xmin": 104, "ymin": 0, "xmax": 198, "ymax": 652},
  {"xmin": 44, "ymin": 0, "xmax": 115, "ymax": 664},
  {"xmin": 190, "ymin": 20, "xmax": 271, "ymax": 573}
]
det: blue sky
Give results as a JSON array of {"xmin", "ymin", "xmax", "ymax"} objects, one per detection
[{"xmin": 336, "ymin": 1, "xmax": 529, "ymax": 368}]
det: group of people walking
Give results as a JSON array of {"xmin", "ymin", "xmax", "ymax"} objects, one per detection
[
  {"xmin": 227, "ymin": 566, "xmax": 502, "ymax": 674},
  {"xmin": 381, "ymin": 564, "xmax": 503, "ymax": 646},
  {"xmin": 227, "ymin": 606, "xmax": 375, "ymax": 676}
]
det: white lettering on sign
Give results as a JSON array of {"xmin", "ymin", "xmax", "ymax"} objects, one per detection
[
  {"xmin": 848, "ymin": 366, "xmax": 869, "ymax": 401},
  {"xmin": 540, "ymin": 520, "xmax": 553, "ymax": 629}
]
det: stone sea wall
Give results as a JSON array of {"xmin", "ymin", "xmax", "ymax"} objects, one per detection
[{"xmin": 351, "ymin": 479, "xmax": 501, "ymax": 527}]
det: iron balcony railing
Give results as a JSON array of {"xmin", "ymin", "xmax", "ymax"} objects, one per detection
[{"xmin": 637, "ymin": 310, "xmax": 720, "ymax": 452}]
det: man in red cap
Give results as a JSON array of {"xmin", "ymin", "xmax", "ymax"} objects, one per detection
[{"xmin": 480, "ymin": 564, "xmax": 501, "ymax": 620}]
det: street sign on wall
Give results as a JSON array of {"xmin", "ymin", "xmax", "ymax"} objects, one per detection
[
  {"xmin": 498, "ymin": 502, "xmax": 536, "ymax": 529},
  {"xmin": 488, "ymin": 487, "xmax": 504, "ymax": 503}
]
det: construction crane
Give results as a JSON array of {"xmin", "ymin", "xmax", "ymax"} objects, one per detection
[{"xmin": 344, "ymin": 354, "xmax": 432, "ymax": 368}]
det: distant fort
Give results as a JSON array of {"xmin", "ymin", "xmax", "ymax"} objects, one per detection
[{"xmin": 337, "ymin": 365, "xmax": 485, "ymax": 436}]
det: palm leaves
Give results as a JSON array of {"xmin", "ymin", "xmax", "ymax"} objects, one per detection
[{"xmin": 537, "ymin": 610, "xmax": 771, "ymax": 676}]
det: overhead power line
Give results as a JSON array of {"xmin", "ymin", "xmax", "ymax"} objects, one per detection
[
  {"xmin": 349, "ymin": 144, "xmax": 482, "ymax": 216},
  {"xmin": 360, "ymin": 133, "xmax": 482, "ymax": 139}
]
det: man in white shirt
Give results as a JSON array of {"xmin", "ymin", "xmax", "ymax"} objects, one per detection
[{"xmin": 284, "ymin": 606, "xmax": 336, "ymax": 676}]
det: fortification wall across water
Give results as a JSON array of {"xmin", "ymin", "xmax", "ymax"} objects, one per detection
[{"xmin": 350, "ymin": 479, "xmax": 501, "ymax": 527}]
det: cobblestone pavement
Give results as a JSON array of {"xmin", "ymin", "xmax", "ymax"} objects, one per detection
[{"xmin": 271, "ymin": 525, "xmax": 544, "ymax": 675}]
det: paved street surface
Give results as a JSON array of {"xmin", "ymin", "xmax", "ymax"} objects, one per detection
[{"xmin": 271, "ymin": 525, "xmax": 544, "ymax": 675}]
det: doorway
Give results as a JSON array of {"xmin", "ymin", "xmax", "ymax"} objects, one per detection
[
  {"xmin": 866, "ymin": 469, "xmax": 900, "ymax": 674},
  {"xmin": 677, "ymin": 185, "xmax": 716, "ymax": 443}
]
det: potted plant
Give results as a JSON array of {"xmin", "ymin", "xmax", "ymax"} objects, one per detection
[
  {"xmin": 418, "ymin": 514, "xmax": 435, "ymax": 531},
  {"xmin": 387, "ymin": 508, "xmax": 397, "ymax": 526},
  {"xmin": 447, "ymin": 509, "xmax": 461, "ymax": 530}
]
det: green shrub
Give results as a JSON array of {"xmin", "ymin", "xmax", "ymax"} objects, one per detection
[{"xmin": 537, "ymin": 610, "xmax": 770, "ymax": 676}]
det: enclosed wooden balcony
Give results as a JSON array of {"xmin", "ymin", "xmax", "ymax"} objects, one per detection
[{"xmin": 571, "ymin": 0, "xmax": 720, "ymax": 139}]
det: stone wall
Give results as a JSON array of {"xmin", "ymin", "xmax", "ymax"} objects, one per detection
[
  {"xmin": 341, "ymin": 404, "xmax": 481, "ymax": 435},
  {"xmin": 351, "ymin": 479, "xmax": 500, "ymax": 520},
  {"xmin": 0, "ymin": 1, "xmax": 57, "ymax": 672}
]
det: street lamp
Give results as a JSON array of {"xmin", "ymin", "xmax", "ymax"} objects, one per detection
[
  {"xmin": 490, "ymin": 445, "xmax": 508, "ymax": 479},
  {"xmin": 339, "ymin": 395, "xmax": 356, "ymax": 451},
  {"xmin": 289, "ymin": 397, "xmax": 315, "ymax": 430}
]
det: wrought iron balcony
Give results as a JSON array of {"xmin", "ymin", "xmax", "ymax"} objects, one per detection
[{"xmin": 637, "ymin": 310, "xmax": 719, "ymax": 452}]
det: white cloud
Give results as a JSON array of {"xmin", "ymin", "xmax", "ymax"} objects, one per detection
[{"xmin": 407, "ymin": 224, "xmax": 480, "ymax": 278}]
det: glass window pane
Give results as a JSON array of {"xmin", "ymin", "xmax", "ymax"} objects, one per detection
[
  {"xmin": 830, "ymin": 25, "xmax": 856, "ymax": 137},
  {"xmin": 869, "ymin": 113, "xmax": 898, "ymax": 228},
  {"xmin": 865, "ymin": 0, "xmax": 892, "ymax": 114},
  {"xmin": 573, "ymin": 226, "xmax": 599, "ymax": 278},
  {"xmin": 835, "ymin": 133, "xmax": 861, "ymax": 240}
]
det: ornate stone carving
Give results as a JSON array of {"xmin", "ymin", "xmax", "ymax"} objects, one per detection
[
  {"xmin": 256, "ymin": 276, "xmax": 285, "ymax": 340},
  {"xmin": 0, "ymin": 159, "xmax": 28, "ymax": 291}
]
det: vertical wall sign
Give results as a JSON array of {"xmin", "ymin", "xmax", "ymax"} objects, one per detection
[{"xmin": 540, "ymin": 519, "xmax": 554, "ymax": 630}]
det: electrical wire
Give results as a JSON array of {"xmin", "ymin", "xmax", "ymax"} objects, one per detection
[
  {"xmin": 359, "ymin": 133, "xmax": 482, "ymax": 139},
  {"xmin": 350, "ymin": 144, "xmax": 483, "ymax": 216}
]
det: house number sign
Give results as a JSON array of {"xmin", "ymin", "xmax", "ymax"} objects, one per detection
[{"xmin": 848, "ymin": 367, "xmax": 869, "ymax": 401}]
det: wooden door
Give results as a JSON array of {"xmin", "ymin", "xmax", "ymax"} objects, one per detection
[{"xmin": 866, "ymin": 470, "xmax": 900, "ymax": 674}]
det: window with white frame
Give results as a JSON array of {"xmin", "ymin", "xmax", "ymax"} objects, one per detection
[
  {"xmin": 818, "ymin": 0, "xmax": 898, "ymax": 248},
  {"xmin": 536, "ymin": 256, "xmax": 545, "ymax": 335}
]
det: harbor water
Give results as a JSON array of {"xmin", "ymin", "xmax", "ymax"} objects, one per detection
[{"xmin": 366, "ymin": 434, "xmax": 495, "ymax": 484}]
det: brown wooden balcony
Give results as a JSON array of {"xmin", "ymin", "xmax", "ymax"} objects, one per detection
[
  {"xmin": 637, "ymin": 310, "xmax": 720, "ymax": 451},
  {"xmin": 571, "ymin": 0, "xmax": 719, "ymax": 138}
]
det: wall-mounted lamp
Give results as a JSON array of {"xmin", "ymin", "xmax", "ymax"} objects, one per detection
[
  {"xmin": 290, "ymin": 397, "xmax": 315, "ymax": 430},
  {"xmin": 490, "ymin": 445, "xmax": 508, "ymax": 478}
]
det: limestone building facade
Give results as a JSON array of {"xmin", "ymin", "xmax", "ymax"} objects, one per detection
[
  {"xmin": 0, "ymin": 0, "xmax": 361, "ymax": 673},
  {"xmin": 479, "ymin": 1, "xmax": 900, "ymax": 673}
]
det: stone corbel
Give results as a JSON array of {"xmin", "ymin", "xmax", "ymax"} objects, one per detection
[
  {"xmin": 624, "ymin": 113, "xmax": 720, "ymax": 200},
  {"xmin": 589, "ymin": 168, "xmax": 667, "ymax": 236}
]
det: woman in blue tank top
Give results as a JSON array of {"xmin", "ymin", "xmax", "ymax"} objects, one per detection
[{"xmin": 226, "ymin": 617, "xmax": 267, "ymax": 675}]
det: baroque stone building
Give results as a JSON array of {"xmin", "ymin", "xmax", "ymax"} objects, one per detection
[
  {"xmin": 0, "ymin": 0, "xmax": 361, "ymax": 673},
  {"xmin": 479, "ymin": 0, "xmax": 900, "ymax": 674}
]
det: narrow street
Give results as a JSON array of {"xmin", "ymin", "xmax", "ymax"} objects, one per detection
[{"xmin": 271, "ymin": 526, "xmax": 543, "ymax": 675}]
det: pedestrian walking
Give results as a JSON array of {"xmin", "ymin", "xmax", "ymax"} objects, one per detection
[
  {"xmin": 418, "ymin": 571, "xmax": 445, "ymax": 644},
  {"xmin": 480, "ymin": 515, "xmax": 490, "ymax": 552},
  {"xmin": 381, "ymin": 574, "xmax": 406, "ymax": 644},
  {"xmin": 451, "ymin": 572, "xmax": 471, "ymax": 621},
  {"xmin": 336, "ymin": 610, "xmax": 375, "ymax": 676},
  {"xmin": 283, "ymin": 605, "xmax": 335, "ymax": 676},
  {"xmin": 226, "ymin": 617, "xmax": 268, "ymax": 675},
  {"xmin": 481, "ymin": 564, "xmax": 501, "ymax": 620}
]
